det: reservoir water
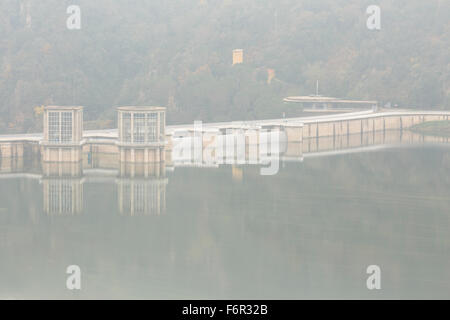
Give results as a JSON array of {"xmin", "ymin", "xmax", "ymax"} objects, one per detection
[{"xmin": 0, "ymin": 139, "xmax": 449, "ymax": 299}]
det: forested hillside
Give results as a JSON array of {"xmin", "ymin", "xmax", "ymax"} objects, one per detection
[{"xmin": 0, "ymin": 0, "xmax": 449, "ymax": 133}]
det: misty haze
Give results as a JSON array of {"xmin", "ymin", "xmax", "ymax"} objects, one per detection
[{"xmin": 0, "ymin": 0, "xmax": 449, "ymax": 301}]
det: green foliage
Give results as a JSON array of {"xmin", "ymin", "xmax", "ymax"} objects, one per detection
[
  {"xmin": 0, "ymin": 0, "xmax": 448, "ymax": 133},
  {"xmin": 411, "ymin": 120, "xmax": 450, "ymax": 138}
]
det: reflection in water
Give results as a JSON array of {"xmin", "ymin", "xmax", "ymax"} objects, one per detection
[
  {"xmin": 118, "ymin": 163, "xmax": 167, "ymax": 216},
  {"xmin": 0, "ymin": 129, "xmax": 450, "ymax": 299},
  {"xmin": 40, "ymin": 162, "xmax": 168, "ymax": 217},
  {"xmin": 41, "ymin": 153, "xmax": 84, "ymax": 216},
  {"xmin": 40, "ymin": 149, "xmax": 167, "ymax": 216},
  {"xmin": 43, "ymin": 178, "xmax": 83, "ymax": 216},
  {"xmin": 117, "ymin": 179, "xmax": 167, "ymax": 216}
]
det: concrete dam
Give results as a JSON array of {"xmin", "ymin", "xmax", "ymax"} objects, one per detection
[
  {"xmin": 1, "ymin": 107, "xmax": 449, "ymax": 168},
  {"xmin": 1, "ymin": 106, "xmax": 450, "ymax": 217}
]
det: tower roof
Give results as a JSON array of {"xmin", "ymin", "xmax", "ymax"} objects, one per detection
[
  {"xmin": 117, "ymin": 106, "xmax": 166, "ymax": 112},
  {"xmin": 44, "ymin": 106, "xmax": 83, "ymax": 111}
]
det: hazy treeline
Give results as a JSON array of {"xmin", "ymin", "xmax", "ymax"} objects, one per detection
[{"xmin": 0, "ymin": 0, "xmax": 448, "ymax": 133}]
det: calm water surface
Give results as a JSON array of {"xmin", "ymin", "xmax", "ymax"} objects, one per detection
[{"xmin": 0, "ymin": 145, "xmax": 450, "ymax": 299}]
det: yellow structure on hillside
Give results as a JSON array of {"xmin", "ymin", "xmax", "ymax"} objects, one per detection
[{"xmin": 232, "ymin": 49, "xmax": 243, "ymax": 65}]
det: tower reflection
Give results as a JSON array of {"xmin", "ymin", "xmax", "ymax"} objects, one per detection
[
  {"xmin": 117, "ymin": 162, "xmax": 167, "ymax": 216},
  {"xmin": 42, "ymin": 162, "xmax": 83, "ymax": 216}
]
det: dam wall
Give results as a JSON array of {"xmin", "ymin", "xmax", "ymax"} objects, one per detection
[
  {"xmin": 302, "ymin": 113, "xmax": 450, "ymax": 139},
  {"xmin": 1, "ymin": 110, "xmax": 450, "ymax": 169}
]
